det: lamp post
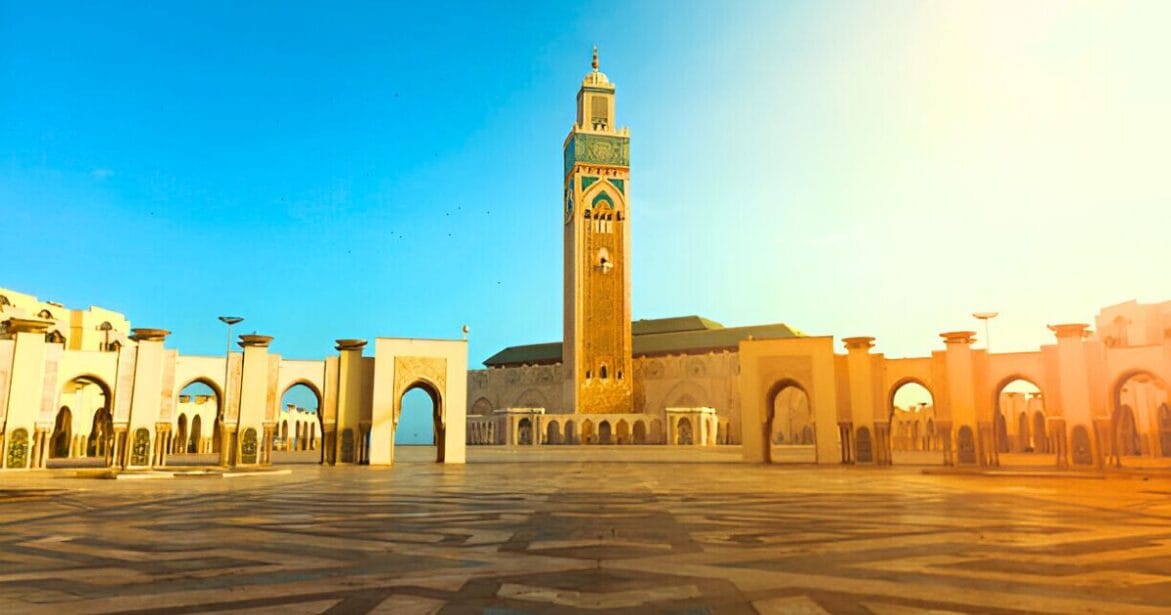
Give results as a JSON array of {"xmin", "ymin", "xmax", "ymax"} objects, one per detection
[
  {"xmin": 97, "ymin": 321, "xmax": 113, "ymax": 351},
  {"xmin": 972, "ymin": 312, "xmax": 998, "ymax": 352},
  {"xmin": 217, "ymin": 316, "xmax": 243, "ymax": 465}
]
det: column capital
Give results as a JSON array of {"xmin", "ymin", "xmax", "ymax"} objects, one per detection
[
  {"xmin": 130, "ymin": 328, "xmax": 170, "ymax": 342},
  {"xmin": 238, "ymin": 334, "xmax": 274, "ymax": 348},
  {"xmin": 1047, "ymin": 323, "xmax": 1089, "ymax": 340},
  {"xmin": 4, "ymin": 317, "xmax": 53, "ymax": 334},
  {"xmin": 939, "ymin": 331, "xmax": 976, "ymax": 346},
  {"xmin": 842, "ymin": 336, "xmax": 876, "ymax": 351},
  {"xmin": 335, "ymin": 338, "xmax": 368, "ymax": 352}
]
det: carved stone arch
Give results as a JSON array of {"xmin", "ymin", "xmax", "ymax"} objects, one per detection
[
  {"xmin": 471, "ymin": 396, "xmax": 494, "ymax": 416},
  {"xmin": 582, "ymin": 180, "xmax": 623, "ymax": 211},
  {"xmin": 514, "ymin": 387, "xmax": 549, "ymax": 410},
  {"xmin": 661, "ymin": 379, "xmax": 710, "ymax": 410}
]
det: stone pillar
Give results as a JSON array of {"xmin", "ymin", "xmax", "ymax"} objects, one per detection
[
  {"xmin": 126, "ymin": 328, "xmax": 170, "ymax": 469},
  {"xmin": 838, "ymin": 422, "xmax": 854, "ymax": 464},
  {"xmin": 844, "ymin": 337, "xmax": 888, "ymax": 464},
  {"xmin": 1, "ymin": 318, "xmax": 51, "ymax": 469},
  {"xmin": 940, "ymin": 331, "xmax": 982, "ymax": 466},
  {"xmin": 334, "ymin": 339, "xmax": 367, "ymax": 465},
  {"xmin": 154, "ymin": 423, "xmax": 171, "ymax": 466},
  {"xmin": 1048, "ymin": 324, "xmax": 1100, "ymax": 468},
  {"xmin": 234, "ymin": 334, "xmax": 273, "ymax": 466}
]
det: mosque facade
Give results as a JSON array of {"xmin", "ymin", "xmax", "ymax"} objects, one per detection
[
  {"xmin": 465, "ymin": 55, "xmax": 1171, "ymax": 473},
  {"xmin": 466, "ymin": 51, "xmax": 802, "ymax": 447}
]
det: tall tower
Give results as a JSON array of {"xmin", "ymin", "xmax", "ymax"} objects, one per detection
[{"xmin": 562, "ymin": 47, "xmax": 633, "ymax": 414}]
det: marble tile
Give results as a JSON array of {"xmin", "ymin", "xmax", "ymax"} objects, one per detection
[{"xmin": 1, "ymin": 447, "xmax": 1171, "ymax": 613}]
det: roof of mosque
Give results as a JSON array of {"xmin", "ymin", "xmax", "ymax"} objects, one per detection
[{"xmin": 481, "ymin": 316, "xmax": 801, "ymax": 368}]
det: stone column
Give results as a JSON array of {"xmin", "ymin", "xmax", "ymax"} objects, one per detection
[
  {"xmin": 127, "ymin": 328, "xmax": 170, "ymax": 469},
  {"xmin": 155, "ymin": 423, "xmax": 171, "ymax": 466},
  {"xmin": 1, "ymin": 317, "xmax": 51, "ymax": 469},
  {"xmin": 236, "ymin": 334, "xmax": 274, "ymax": 466},
  {"xmin": 1048, "ymin": 324, "xmax": 1099, "ymax": 468},
  {"xmin": 941, "ymin": 331, "xmax": 981, "ymax": 465},
  {"xmin": 838, "ymin": 422, "xmax": 854, "ymax": 464},
  {"xmin": 334, "ymin": 339, "xmax": 367, "ymax": 465},
  {"xmin": 844, "ymin": 337, "xmax": 887, "ymax": 464}
]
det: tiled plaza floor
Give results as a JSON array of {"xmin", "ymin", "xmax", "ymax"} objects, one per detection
[{"xmin": 4, "ymin": 446, "xmax": 1171, "ymax": 614}]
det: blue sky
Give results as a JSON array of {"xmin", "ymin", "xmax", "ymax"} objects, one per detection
[{"xmin": 4, "ymin": 2, "xmax": 1170, "ymax": 440}]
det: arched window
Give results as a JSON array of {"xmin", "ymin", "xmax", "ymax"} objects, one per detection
[
  {"xmin": 600, "ymin": 365, "xmax": 608, "ymax": 379},
  {"xmin": 585, "ymin": 370, "xmax": 592, "ymax": 379}
]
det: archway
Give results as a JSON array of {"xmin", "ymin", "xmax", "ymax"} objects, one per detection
[
  {"xmin": 50, "ymin": 406, "xmax": 72, "ymax": 458},
  {"xmin": 632, "ymin": 420, "xmax": 647, "ymax": 444},
  {"xmin": 88, "ymin": 407, "xmax": 113, "ymax": 459},
  {"xmin": 564, "ymin": 419, "xmax": 577, "ymax": 445},
  {"xmin": 856, "ymin": 426, "xmax": 873, "ymax": 463},
  {"xmin": 581, "ymin": 419, "xmax": 595, "ymax": 444},
  {"xmin": 176, "ymin": 379, "xmax": 221, "ymax": 462},
  {"xmin": 889, "ymin": 380, "xmax": 935, "ymax": 463},
  {"xmin": 956, "ymin": 426, "xmax": 977, "ymax": 465},
  {"xmin": 1112, "ymin": 371, "xmax": 1169, "ymax": 461},
  {"xmin": 676, "ymin": 417, "xmax": 693, "ymax": 445},
  {"xmin": 616, "ymin": 419, "xmax": 629, "ymax": 444},
  {"xmin": 58, "ymin": 376, "xmax": 111, "ymax": 466},
  {"xmin": 279, "ymin": 382, "xmax": 322, "ymax": 456},
  {"xmin": 398, "ymin": 382, "xmax": 444, "ymax": 462},
  {"xmin": 189, "ymin": 415, "xmax": 202, "ymax": 453},
  {"xmin": 766, "ymin": 381, "xmax": 813, "ymax": 463},
  {"xmin": 546, "ymin": 420, "xmax": 560, "ymax": 445},
  {"xmin": 518, "ymin": 418, "xmax": 533, "ymax": 445},
  {"xmin": 994, "ymin": 378, "xmax": 1047, "ymax": 462},
  {"xmin": 174, "ymin": 414, "xmax": 188, "ymax": 455},
  {"xmin": 599, "ymin": 420, "xmax": 612, "ymax": 444},
  {"xmin": 1071, "ymin": 425, "xmax": 1094, "ymax": 466}
]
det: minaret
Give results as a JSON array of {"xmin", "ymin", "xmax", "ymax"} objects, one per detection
[{"xmin": 562, "ymin": 47, "xmax": 633, "ymax": 414}]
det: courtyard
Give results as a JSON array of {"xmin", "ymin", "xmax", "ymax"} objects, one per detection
[{"xmin": 3, "ymin": 448, "xmax": 1171, "ymax": 614}]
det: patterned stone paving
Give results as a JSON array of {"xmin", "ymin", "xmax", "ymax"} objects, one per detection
[{"xmin": 3, "ymin": 446, "xmax": 1171, "ymax": 613}]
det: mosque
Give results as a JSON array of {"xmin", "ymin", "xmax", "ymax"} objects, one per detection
[
  {"xmin": 464, "ymin": 51, "xmax": 1171, "ymax": 471},
  {"xmin": 465, "ymin": 50, "xmax": 802, "ymax": 447},
  {"xmin": 2, "ymin": 51, "xmax": 1171, "ymax": 472}
]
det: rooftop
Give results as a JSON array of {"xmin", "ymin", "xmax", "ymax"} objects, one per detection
[{"xmin": 482, "ymin": 315, "xmax": 801, "ymax": 367}]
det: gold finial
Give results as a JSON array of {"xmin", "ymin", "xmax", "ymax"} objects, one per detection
[{"xmin": 592, "ymin": 45, "xmax": 598, "ymax": 71}]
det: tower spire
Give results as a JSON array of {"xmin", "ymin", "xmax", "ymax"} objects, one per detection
[{"xmin": 592, "ymin": 45, "xmax": 598, "ymax": 71}]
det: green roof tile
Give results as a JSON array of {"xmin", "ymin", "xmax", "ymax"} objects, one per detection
[{"xmin": 482, "ymin": 316, "xmax": 799, "ymax": 367}]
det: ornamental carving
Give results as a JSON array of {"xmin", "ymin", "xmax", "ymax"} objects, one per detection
[
  {"xmin": 563, "ymin": 133, "xmax": 630, "ymax": 176},
  {"xmin": 5, "ymin": 429, "xmax": 28, "ymax": 468},
  {"xmin": 686, "ymin": 358, "xmax": 707, "ymax": 378},
  {"xmin": 759, "ymin": 356, "xmax": 814, "ymax": 393},
  {"xmin": 130, "ymin": 428, "xmax": 150, "ymax": 466},
  {"xmin": 241, "ymin": 428, "xmax": 258, "ymax": 464}
]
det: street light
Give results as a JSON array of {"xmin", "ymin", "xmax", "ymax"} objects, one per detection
[
  {"xmin": 97, "ymin": 321, "xmax": 113, "ymax": 351},
  {"xmin": 217, "ymin": 316, "xmax": 243, "ymax": 465},
  {"xmin": 972, "ymin": 312, "xmax": 998, "ymax": 352}
]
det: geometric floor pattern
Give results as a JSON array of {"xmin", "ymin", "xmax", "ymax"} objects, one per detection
[{"xmin": 4, "ymin": 446, "xmax": 1171, "ymax": 614}]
